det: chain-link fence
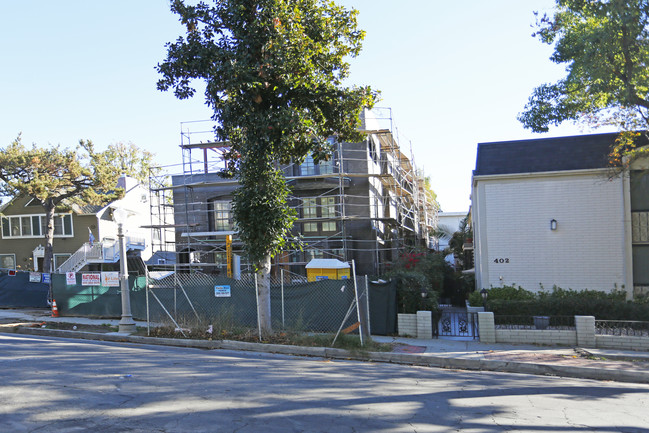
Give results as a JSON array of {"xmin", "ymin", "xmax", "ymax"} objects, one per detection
[
  {"xmin": 48, "ymin": 267, "xmax": 397, "ymax": 336},
  {"xmin": 146, "ymin": 270, "xmax": 371, "ymax": 336}
]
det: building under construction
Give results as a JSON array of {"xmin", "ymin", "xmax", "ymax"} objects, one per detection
[{"xmin": 148, "ymin": 108, "xmax": 439, "ymax": 277}]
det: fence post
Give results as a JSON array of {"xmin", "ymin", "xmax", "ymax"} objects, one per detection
[
  {"xmin": 478, "ymin": 312, "xmax": 496, "ymax": 343},
  {"xmin": 416, "ymin": 311, "xmax": 432, "ymax": 339},
  {"xmin": 364, "ymin": 275, "xmax": 371, "ymax": 337},
  {"xmin": 351, "ymin": 260, "xmax": 364, "ymax": 346},
  {"xmin": 281, "ymin": 268, "xmax": 285, "ymax": 329},
  {"xmin": 575, "ymin": 315, "xmax": 596, "ymax": 347},
  {"xmin": 254, "ymin": 273, "xmax": 262, "ymax": 342}
]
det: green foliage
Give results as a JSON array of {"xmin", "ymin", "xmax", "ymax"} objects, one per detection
[
  {"xmin": 91, "ymin": 142, "xmax": 160, "ymax": 186},
  {"xmin": 0, "ymin": 136, "xmax": 127, "ymax": 272},
  {"xmin": 468, "ymin": 285, "xmax": 535, "ymax": 306},
  {"xmin": 476, "ymin": 285, "xmax": 648, "ymax": 321},
  {"xmin": 157, "ymin": 0, "xmax": 376, "ymax": 267},
  {"xmin": 519, "ymin": 0, "xmax": 649, "ymax": 144},
  {"xmin": 385, "ymin": 251, "xmax": 454, "ymax": 313}
]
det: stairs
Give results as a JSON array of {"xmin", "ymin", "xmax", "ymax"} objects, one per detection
[{"xmin": 56, "ymin": 237, "xmax": 146, "ymax": 274}]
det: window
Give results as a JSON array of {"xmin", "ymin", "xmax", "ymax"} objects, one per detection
[
  {"xmin": 321, "ymin": 221, "xmax": 336, "ymax": 232},
  {"xmin": 1, "ymin": 214, "xmax": 72, "ymax": 238},
  {"xmin": 212, "ymin": 201, "xmax": 233, "ymax": 231},
  {"xmin": 0, "ymin": 254, "xmax": 15, "ymax": 269},
  {"xmin": 300, "ymin": 154, "xmax": 316, "ymax": 175},
  {"xmin": 303, "ymin": 198, "xmax": 317, "ymax": 219},
  {"xmin": 304, "ymin": 222, "xmax": 318, "ymax": 232},
  {"xmin": 321, "ymin": 197, "xmax": 336, "ymax": 218},
  {"xmin": 305, "ymin": 249, "xmax": 324, "ymax": 261}
]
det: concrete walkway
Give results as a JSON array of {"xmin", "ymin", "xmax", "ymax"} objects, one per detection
[{"xmin": 2, "ymin": 308, "xmax": 649, "ymax": 384}]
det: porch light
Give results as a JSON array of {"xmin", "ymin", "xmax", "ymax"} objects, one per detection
[{"xmin": 550, "ymin": 219, "xmax": 558, "ymax": 231}]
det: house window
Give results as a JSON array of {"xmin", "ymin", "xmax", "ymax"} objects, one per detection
[
  {"xmin": 303, "ymin": 198, "xmax": 317, "ymax": 219},
  {"xmin": 319, "ymin": 158, "xmax": 334, "ymax": 174},
  {"xmin": 321, "ymin": 197, "xmax": 336, "ymax": 218},
  {"xmin": 1, "ymin": 214, "xmax": 71, "ymax": 238},
  {"xmin": 0, "ymin": 254, "xmax": 16, "ymax": 269},
  {"xmin": 304, "ymin": 222, "xmax": 318, "ymax": 232},
  {"xmin": 300, "ymin": 154, "xmax": 316, "ymax": 175},
  {"xmin": 305, "ymin": 249, "xmax": 324, "ymax": 261},
  {"xmin": 212, "ymin": 201, "xmax": 233, "ymax": 231},
  {"xmin": 322, "ymin": 221, "xmax": 336, "ymax": 232}
]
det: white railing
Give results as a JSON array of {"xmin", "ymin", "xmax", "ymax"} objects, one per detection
[{"xmin": 55, "ymin": 236, "xmax": 146, "ymax": 274}]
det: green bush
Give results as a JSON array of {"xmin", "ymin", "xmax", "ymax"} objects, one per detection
[
  {"xmin": 476, "ymin": 285, "xmax": 649, "ymax": 321},
  {"xmin": 468, "ymin": 284, "xmax": 535, "ymax": 306}
]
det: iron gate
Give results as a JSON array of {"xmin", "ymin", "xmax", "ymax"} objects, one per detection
[{"xmin": 434, "ymin": 307, "xmax": 479, "ymax": 339}]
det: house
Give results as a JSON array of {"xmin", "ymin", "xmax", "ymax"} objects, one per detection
[
  {"xmin": 150, "ymin": 110, "xmax": 439, "ymax": 277},
  {"xmin": 471, "ymin": 132, "xmax": 649, "ymax": 300},
  {"xmin": 0, "ymin": 175, "xmax": 153, "ymax": 274}
]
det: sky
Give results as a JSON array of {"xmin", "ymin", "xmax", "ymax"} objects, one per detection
[{"xmin": 0, "ymin": 1, "xmax": 607, "ymax": 212}]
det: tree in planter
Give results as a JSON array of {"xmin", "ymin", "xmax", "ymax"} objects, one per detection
[
  {"xmin": 0, "ymin": 137, "xmax": 122, "ymax": 273},
  {"xmin": 157, "ymin": 0, "xmax": 376, "ymax": 335},
  {"xmin": 519, "ymin": 0, "xmax": 649, "ymax": 164}
]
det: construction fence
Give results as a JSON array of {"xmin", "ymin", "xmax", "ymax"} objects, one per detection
[
  {"xmin": 0, "ymin": 270, "xmax": 50, "ymax": 308},
  {"xmin": 49, "ymin": 271, "xmax": 397, "ymax": 335}
]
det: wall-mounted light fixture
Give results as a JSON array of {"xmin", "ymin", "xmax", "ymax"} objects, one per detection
[{"xmin": 550, "ymin": 219, "xmax": 558, "ymax": 231}]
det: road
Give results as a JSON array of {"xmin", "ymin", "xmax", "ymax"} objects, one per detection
[{"xmin": 1, "ymin": 333, "xmax": 648, "ymax": 433}]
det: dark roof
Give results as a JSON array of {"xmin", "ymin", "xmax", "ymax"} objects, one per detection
[{"xmin": 473, "ymin": 132, "xmax": 638, "ymax": 176}]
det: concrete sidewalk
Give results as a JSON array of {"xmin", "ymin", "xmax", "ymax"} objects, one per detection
[{"xmin": 2, "ymin": 307, "xmax": 649, "ymax": 384}]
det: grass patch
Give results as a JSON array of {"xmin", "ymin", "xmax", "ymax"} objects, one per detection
[{"xmin": 147, "ymin": 324, "xmax": 392, "ymax": 352}]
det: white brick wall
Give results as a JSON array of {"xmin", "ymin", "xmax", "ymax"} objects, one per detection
[
  {"xmin": 397, "ymin": 313, "xmax": 417, "ymax": 337},
  {"xmin": 475, "ymin": 172, "xmax": 627, "ymax": 292},
  {"xmin": 496, "ymin": 329, "xmax": 577, "ymax": 346},
  {"xmin": 596, "ymin": 335, "xmax": 649, "ymax": 351}
]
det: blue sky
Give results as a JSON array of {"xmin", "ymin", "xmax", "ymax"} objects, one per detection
[{"xmin": 0, "ymin": 1, "xmax": 606, "ymax": 212}]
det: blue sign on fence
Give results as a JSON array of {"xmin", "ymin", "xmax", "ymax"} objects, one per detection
[
  {"xmin": 214, "ymin": 285, "xmax": 231, "ymax": 298},
  {"xmin": 41, "ymin": 273, "xmax": 51, "ymax": 284}
]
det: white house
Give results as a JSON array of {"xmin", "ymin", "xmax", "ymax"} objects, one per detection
[{"xmin": 471, "ymin": 132, "xmax": 649, "ymax": 300}]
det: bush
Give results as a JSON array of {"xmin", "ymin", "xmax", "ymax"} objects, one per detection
[
  {"xmin": 468, "ymin": 284, "xmax": 535, "ymax": 306},
  {"xmin": 476, "ymin": 285, "xmax": 649, "ymax": 321}
]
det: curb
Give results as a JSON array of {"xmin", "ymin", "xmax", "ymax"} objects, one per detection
[{"xmin": 7, "ymin": 327, "xmax": 649, "ymax": 385}]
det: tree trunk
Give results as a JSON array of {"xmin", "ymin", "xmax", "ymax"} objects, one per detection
[
  {"xmin": 42, "ymin": 202, "xmax": 56, "ymax": 273},
  {"xmin": 256, "ymin": 254, "xmax": 272, "ymax": 336}
]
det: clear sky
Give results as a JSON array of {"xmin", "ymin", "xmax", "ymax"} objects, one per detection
[{"xmin": 0, "ymin": 1, "xmax": 606, "ymax": 212}]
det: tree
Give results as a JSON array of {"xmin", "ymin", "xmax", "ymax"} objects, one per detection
[
  {"xmin": 0, "ymin": 136, "xmax": 123, "ymax": 273},
  {"xmin": 157, "ymin": 0, "xmax": 376, "ymax": 335},
  {"xmin": 92, "ymin": 142, "xmax": 159, "ymax": 185},
  {"xmin": 518, "ymin": 0, "xmax": 649, "ymax": 163}
]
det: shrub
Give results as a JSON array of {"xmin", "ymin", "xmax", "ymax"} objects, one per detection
[{"xmin": 478, "ymin": 285, "xmax": 649, "ymax": 321}]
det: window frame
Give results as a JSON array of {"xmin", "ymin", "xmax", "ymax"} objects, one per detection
[
  {"xmin": 1, "ymin": 214, "xmax": 73, "ymax": 239},
  {"xmin": 0, "ymin": 254, "xmax": 16, "ymax": 270}
]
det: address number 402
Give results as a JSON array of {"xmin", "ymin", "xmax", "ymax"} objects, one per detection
[{"xmin": 493, "ymin": 258, "xmax": 510, "ymax": 263}]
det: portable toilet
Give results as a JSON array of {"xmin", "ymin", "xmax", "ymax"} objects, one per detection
[{"xmin": 305, "ymin": 259, "xmax": 351, "ymax": 282}]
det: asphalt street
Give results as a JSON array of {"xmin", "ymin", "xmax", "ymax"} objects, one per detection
[{"xmin": 2, "ymin": 333, "xmax": 649, "ymax": 432}]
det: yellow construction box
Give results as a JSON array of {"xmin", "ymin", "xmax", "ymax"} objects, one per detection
[{"xmin": 305, "ymin": 259, "xmax": 351, "ymax": 282}]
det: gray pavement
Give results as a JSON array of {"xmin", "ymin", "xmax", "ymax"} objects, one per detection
[{"xmin": 2, "ymin": 307, "xmax": 649, "ymax": 384}]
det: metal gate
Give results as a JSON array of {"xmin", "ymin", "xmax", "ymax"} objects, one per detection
[{"xmin": 434, "ymin": 307, "xmax": 479, "ymax": 339}]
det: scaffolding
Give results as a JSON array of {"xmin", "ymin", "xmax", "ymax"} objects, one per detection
[{"xmin": 148, "ymin": 108, "xmax": 439, "ymax": 276}]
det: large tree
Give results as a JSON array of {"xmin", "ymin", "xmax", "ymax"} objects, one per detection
[
  {"xmin": 0, "ymin": 137, "xmax": 122, "ymax": 273},
  {"xmin": 518, "ymin": 0, "xmax": 649, "ymax": 163},
  {"xmin": 0, "ymin": 137, "xmax": 157, "ymax": 273},
  {"xmin": 157, "ymin": 0, "xmax": 375, "ymax": 335}
]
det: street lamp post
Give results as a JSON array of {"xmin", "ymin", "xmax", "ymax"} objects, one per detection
[{"xmin": 114, "ymin": 207, "xmax": 136, "ymax": 334}]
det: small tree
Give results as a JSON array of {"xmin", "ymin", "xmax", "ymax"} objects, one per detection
[
  {"xmin": 157, "ymin": 0, "xmax": 376, "ymax": 335},
  {"xmin": 0, "ymin": 136, "xmax": 153, "ymax": 273},
  {"xmin": 519, "ymin": 0, "xmax": 649, "ymax": 162}
]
